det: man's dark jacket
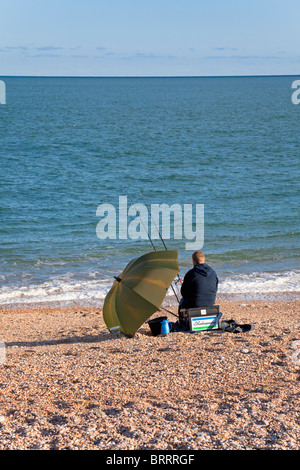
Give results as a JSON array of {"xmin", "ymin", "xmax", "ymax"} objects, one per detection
[{"xmin": 180, "ymin": 263, "xmax": 218, "ymax": 308}]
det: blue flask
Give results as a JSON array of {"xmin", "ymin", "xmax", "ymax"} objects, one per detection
[{"xmin": 161, "ymin": 319, "xmax": 170, "ymax": 335}]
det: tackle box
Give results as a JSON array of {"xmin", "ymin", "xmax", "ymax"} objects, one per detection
[{"xmin": 179, "ymin": 305, "xmax": 222, "ymax": 332}]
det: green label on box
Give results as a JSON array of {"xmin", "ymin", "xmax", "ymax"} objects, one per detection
[{"xmin": 191, "ymin": 316, "xmax": 218, "ymax": 330}]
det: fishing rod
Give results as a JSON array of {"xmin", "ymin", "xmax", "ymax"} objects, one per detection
[
  {"xmin": 138, "ymin": 189, "xmax": 183, "ymax": 290},
  {"xmin": 125, "ymin": 189, "xmax": 181, "ymax": 306},
  {"xmin": 119, "ymin": 186, "xmax": 154, "ymax": 251},
  {"xmin": 138, "ymin": 190, "xmax": 168, "ymax": 251},
  {"xmin": 127, "ymin": 192, "xmax": 157, "ymax": 253}
]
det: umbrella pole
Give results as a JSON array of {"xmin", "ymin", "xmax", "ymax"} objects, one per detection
[{"xmin": 159, "ymin": 306, "xmax": 179, "ymax": 318}]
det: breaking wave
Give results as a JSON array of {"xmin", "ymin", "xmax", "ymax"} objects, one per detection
[{"xmin": 0, "ymin": 269, "xmax": 299, "ymax": 307}]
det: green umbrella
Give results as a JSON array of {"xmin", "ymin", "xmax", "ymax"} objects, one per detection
[{"xmin": 103, "ymin": 250, "xmax": 179, "ymax": 337}]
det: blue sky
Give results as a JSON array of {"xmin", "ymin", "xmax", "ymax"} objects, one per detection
[{"xmin": 1, "ymin": 0, "xmax": 299, "ymax": 76}]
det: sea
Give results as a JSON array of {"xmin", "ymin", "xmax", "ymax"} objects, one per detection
[{"xmin": 0, "ymin": 76, "xmax": 299, "ymax": 307}]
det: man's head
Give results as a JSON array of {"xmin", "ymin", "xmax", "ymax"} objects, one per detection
[{"xmin": 192, "ymin": 251, "xmax": 205, "ymax": 265}]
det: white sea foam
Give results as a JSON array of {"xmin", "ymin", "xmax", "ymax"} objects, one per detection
[
  {"xmin": 0, "ymin": 277, "xmax": 112, "ymax": 307},
  {"xmin": 0, "ymin": 270, "xmax": 299, "ymax": 306},
  {"xmin": 218, "ymin": 270, "xmax": 300, "ymax": 294}
]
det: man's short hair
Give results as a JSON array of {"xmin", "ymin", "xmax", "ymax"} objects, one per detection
[{"xmin": 192, "ymin": 251, "xmax": 205, "ymax": 264}]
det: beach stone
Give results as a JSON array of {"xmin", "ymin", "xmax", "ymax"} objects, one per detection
[
  {"xmin": 1, "ymin": 302, "xmax": 300, "ymax": 450},
  {"xmin": 241, "ymin": 349, "xmax": 250, "ymax": 354},
  {"xmin": 291, "ymin": 350, "xmax": 300, "ymax": 365},
  {"xmin": 196, "ymin": 432, "xmax": 211, "ymax": 440},
  {"xmin": 94, "ymin": 408, "xmax": 107, "ymax": 418},
  {"xmin": 290, "ymin": 340, "xmax": 300, "ymax": 350}
]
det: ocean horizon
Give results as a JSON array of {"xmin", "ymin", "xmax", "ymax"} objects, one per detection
[{"xmin": 0, "ymin": 75, "xmax": 299, "ymax": 306}]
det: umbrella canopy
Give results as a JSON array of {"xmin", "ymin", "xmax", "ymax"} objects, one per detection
[{"xmin": 103, "ymin": 250, "xmax": 179, "ymax": 337}]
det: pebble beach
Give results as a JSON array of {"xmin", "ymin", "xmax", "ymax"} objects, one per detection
[{"xmin": 0, "ymin": 299, "xmax": 299, "ymax": 450}]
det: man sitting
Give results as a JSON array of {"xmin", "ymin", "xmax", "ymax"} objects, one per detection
[{"xmin": 180, "ymin": 251, "xmax": 218, "ymax": 309}]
